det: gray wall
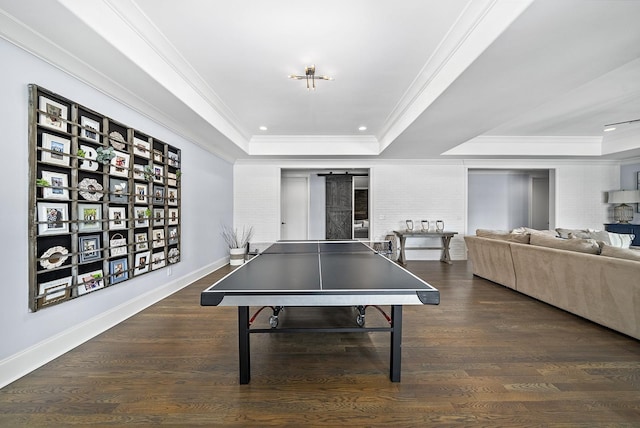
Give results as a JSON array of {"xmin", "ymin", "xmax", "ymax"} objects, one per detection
[
  {"xmin": 468, "ymin": 171, "xmax": 531, "ymax": 232},
  {"xmin": 0, "ymin": 38, "xmax": 233, "ymax": 362}
]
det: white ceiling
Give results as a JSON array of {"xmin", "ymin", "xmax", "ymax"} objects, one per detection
[{"xmin": 1, "ymin": 0, "xmax": 639, "ymax": 161}]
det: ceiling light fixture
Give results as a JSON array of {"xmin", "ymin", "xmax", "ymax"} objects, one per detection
[
  {"xmin": 259, "ymin": 126, "xmax": 268, "ymax": 131},
  {"xmin": 358, "ymin": 126, "xmax": 367, "ymax": 131},
  {"xmin": 288, "ymin": 65, "xmax": 333, "ymax": 91}
]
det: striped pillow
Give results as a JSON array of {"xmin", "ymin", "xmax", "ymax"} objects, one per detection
[{"xmin": 607, "ymin": 232, "xmax": 635, "ymax": 249}]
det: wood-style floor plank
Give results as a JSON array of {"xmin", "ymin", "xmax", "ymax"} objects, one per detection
[{"xmin": 1, "ymin": 261, "xmax": 638, "ymax": 427}]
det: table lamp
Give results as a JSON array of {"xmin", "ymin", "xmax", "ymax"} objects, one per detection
[{"xmin": 608, "ymin": 190, "xmax": 640, "ymax": 223}]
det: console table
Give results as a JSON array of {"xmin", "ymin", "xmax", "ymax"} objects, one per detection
[
  {"xmin": 393, "ymin": 230, "xmax": 458, "ymax": 265},
  {"xmin": 604, "ymin": 223, "xmax": 640, "ymax": 247}
]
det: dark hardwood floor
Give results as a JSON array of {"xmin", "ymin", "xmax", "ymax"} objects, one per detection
[{"xmin": 1, "ymin": 261, "xmax": 639, "ymax": 426}]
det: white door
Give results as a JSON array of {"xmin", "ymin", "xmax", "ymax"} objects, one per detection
[
  {"xmin": 531, "ymin": 177, "xmax": 550, "ymax": 230},
  {"xmin": 281, "ymin": 177, "xmax": 308, "ymax": 240}
]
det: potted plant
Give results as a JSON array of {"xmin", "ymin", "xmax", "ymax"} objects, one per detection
[{"xmin": 221, "ymin": 225, "xmax": 253, "ymax": 266}]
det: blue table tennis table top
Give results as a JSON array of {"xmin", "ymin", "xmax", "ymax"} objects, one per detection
[{"xmin": 200, "ymin": 240, "xmax": 440, "ymax": 307}]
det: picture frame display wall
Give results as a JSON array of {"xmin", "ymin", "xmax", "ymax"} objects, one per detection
[{"xmin": 29, "ymin": 84, "xmax": 182, "ymax": 311}]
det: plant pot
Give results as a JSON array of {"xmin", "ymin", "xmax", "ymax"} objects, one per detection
[{"xmin": 229, "ymin": 248, "xmax": 246, "ymax": 266}]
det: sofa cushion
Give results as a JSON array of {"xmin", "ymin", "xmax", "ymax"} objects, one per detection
[
  {"xmin": 512, "ymin": 227, "xmax": 558, "ymax": 237},
  {"xmin": 600, "ymin": 244, "xmax": 640, "ymax": 261},
  {"xmin": 568, "ymin": 230, "xmax": 611, "ymax": 244},
  {"xmin": 476, "ymin": 229, "xmax": 530, "ymax": 244},
  {"xmin": 530, "ymin": 234, "xmax": 600, "ymax": 254},
  {"xmin": 607, "ymin": 232, "xmax": 635, "ymax": 249}
]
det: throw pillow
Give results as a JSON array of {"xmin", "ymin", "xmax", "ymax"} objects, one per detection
[
  {"xmin": 555, "ymin": 228, "xmax": 587, "ymax": 239},
  {"xmin": 600, "ymin": 244, "xmax": 640, "ymax": 261},
  {"xmin": 607, "ymin": 232, "xmax": 635, "ymax": 249}
]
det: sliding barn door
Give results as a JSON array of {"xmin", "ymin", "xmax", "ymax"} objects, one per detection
[{"xmin": 325, "ymin": 175, "xmax": 352, "ymax": 240}]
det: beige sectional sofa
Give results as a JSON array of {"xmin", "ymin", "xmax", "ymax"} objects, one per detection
[{"xmin": 464, "ymin": 230, "xmax": 640, "ymax": 340}]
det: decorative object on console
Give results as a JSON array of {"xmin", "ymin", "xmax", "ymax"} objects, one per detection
[
  {"xmin": 608, "ymin": 190, "xmax": 640, "ymax": 223},
  {"xmin": 421, "ymin": 220, "xmax": 429, "ymax": 231},
  {"xmin": 436, "ymin": 220, "xmax": 444, "ymax": 232},
  {"xmin": 406, "ymin": 220, "xmax": 413, "ymax": 231}
]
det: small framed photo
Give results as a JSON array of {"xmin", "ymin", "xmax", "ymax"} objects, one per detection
[
  {"xmin": 132, "ymin": 163, "xmax": 146, "ymax": 181},
  {"xmin": 167, "ymin": 208, "xmax": 179, "ymax": 225},
  {"xmin": 109, "ymin": 258, "xmax": 128, "ymax": 284},
  {"xmin": 38, "ymin": 96, "xmax": 68, "ymax": 132},
  {"xmin": 134, "ymin": 251, "xmax": 150, "ymax": 275},
  {"xmin": 41, "ymin": 170, "xmax": 69, "ymax": 200},
  {"xmin": 153, "ymin": 208, "xmax": 164, "ymax": 226},
  {"xmin": 167, "ymin": 151, "xmax": 180, "ymax": 168},
  {"xmin": 77, "ymin": 269, "xmax": 105, "ymax": 295},
  {"xmin": 37, "ymin": 275, "xmax": 72, "ymax": 308},
  {"xmin": 79, "ymin": 234, "xmax": 101, "ymax": 263},
  {"xmin": 153, "ymin": 164, "xmax": 164, "ymax": 183},
  {"xmin": 153, "ymin": 185, "xmax": 165, "ymax": 204},
  {"xmin": 108, "ymin": 207, "xmax": 127, "ymax": 230},
  {"xmin": 77, "ymin": 203, "xmax": 102, "ymax": 232},
  {"xmin": 167, "ymin": 188, "xmax": 178, "ymax": 206},
  {"xmin": 109, "ymin": 178, "xmax": 128, "ymax": 204},
  {"xmin": 37, "ymin": 202, "xmax": 69, "ymax": 235},
  {"xmin": 40, "ymin": 133, "xmax": 71, "ymax": 167},
  {"xmin": 134, "ymin": 183, "xmax": 148, "ymax": 205},
  {"xmin": 133, "ymin": 137, "xmax": 150, "ymax": 158},
  {"xmin": 135, "ymin": 232, "xmax": 149, "ymax": 251},
  {"xmin": 151, "ymin": 251, "xmax": 166, "ymax": 270},
  {"xmin": 152, "ymin": 229, "xmax": 165, "ymax": 248},
  {"xmin": 80, "ymin": 116, "xmax": 100, "ymax": 142},
  {"xmin": 168, "ymin": 226, "xmax": 179, "ymax": 245},
  {"xmin": 153, "ymin": 150, "xmax": 163, "ymax": 163},
  {"xmin": 134, "ymin": 207, "xmax": 149, "ymax": 228},
  {"xmin": 167, "ymin": 172, "xmax": 177, "ymax": 187},
  {"xmin": 109, "ymin": 151, "xmax": 130, "ymax": 177}
]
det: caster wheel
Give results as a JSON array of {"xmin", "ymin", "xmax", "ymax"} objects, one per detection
[
  {"xmin": 269, "ymin": 315, "xmax": 279, "ymax": 328},
  {"xmin": 356, "ymin": 314, "xmax": 365, "ymax": 327}
]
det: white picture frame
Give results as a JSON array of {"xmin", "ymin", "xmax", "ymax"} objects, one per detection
[
  {"xmin": 132, "ymin": 163, "xmax": 146, "ymax": 181},
  {"xmin": 152, "ymin": 229, "xmax": 165, "ymax": 248},
  {"xmin": 108, "ymin": 207, "xmax": 127, "ymax": 230},
  {"xmin": 153, "ymin": 208, "xmax": 164, "ymax": 226},
  {"xmin": 77, "ymin": 269, "xmax": 105, "ymax": 295},
  {"xmin": 80, "ymin": 116, "xmax": 100, "ymax": 142},
  {"xmin": 151, "ymin": 251, "xmax": 166, "ymax": 270},
  {"xmin": 135, "ymin": 232, "xmax": 149, "ymax": 251},
  {"xmin": 133, "ymin": 137, "xmax": 151, "ymax": 158},
  {"xmin": 134, "ymin": 251, "xmax": 151, "ymax": 275},
  {"xmin": 38, "ymin": 96, "xmax": 68, "ymax": 132},
  {"xmin": 37, "ymin": 202, "xmax": 69, "ymax": 235},
  {"xmin": 134, "ymin": 183, "xmax": 148, "ymax": 205},
  {"xmin": 167, "ymin": 208, "xmax": 179, "ymax": 225},
  {"xmin": 37, "ymin": 276, "xmax": 72, "ymax": 307},
  {"xmin": 134, "ymin": 207, "xmax": 149, "ymax": 228},
  {"xmin": 40, "ymin": 133, "xmax": 71, "ymax": 167},
  {"xmin": 153, "ymin": 164, "xmax": 164, "ymax": 183},
  {"xmin": 77, "ymin": 203, "xmax": 102, "ymax": 232},
  {"xmin": 109, "ymin": 151, "xmax": 130, "ymax": 177},
  {"xmin": 41, "ymin": 170, "xmax": 69, "ymax": 200}
]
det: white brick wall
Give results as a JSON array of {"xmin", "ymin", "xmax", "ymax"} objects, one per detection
[{"xmin": 233, "ymin": 159, "xmax": 620, "ymax": 260}]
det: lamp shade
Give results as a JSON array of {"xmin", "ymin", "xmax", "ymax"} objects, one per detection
[{"xmin": 608, "ymin": 190, "xmax": 640, "ymax": 204}]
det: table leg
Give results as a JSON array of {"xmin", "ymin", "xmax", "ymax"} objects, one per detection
[
  {"xmin": 440, "ymin": 235, "xmax": 453, "ymax": 264},
  {"xmin": 390, "ymin": 305, "xmax": 402, "ymax": 382},
  {"xmin": 238, "ymin": 306, "xmax": 251, "ymax": 384},
  {"xmin": 398, "ymin": 236, "xmax": 407, "ymax": 265}
]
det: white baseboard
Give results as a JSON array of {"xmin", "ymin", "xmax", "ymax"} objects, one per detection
[{"xmin": 0, "ymin": 258, "xmax": 228, "ymax": 389}]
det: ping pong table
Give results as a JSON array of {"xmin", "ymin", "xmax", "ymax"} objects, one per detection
[{"xmin": 200, "ymin": 240, "xmax": 440, "ymax": 384}]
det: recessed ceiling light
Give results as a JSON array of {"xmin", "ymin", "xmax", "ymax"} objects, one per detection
[
  {"xmin": 604, "ymin": 127, "xmax": 616, "ymax": 132},
  {"xmin": 259, "ymin": 126, "xmax": 268, "ymax": 131},
  {"xmin": 358, "ymin": 126, "xmax": 367, "ymax": 131}
]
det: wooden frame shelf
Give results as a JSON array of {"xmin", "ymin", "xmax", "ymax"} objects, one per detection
[{"xmin": 28, "ymin": 84, "xmax": 182, "ymax": 311}]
